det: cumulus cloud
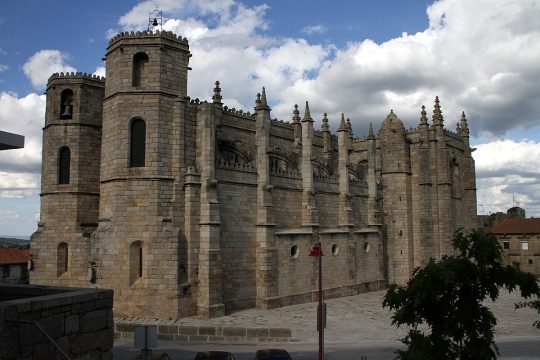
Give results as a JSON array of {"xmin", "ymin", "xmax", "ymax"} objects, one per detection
[
  {"xmin": 102, "ymin": 0, "xmax": 540, "ymax": 215},
  {"xmin": 0, "ymin": 92, "xmax": 45, "ymax": 198},
  {"xmin": 0, "ymin": 64, "xmax": 8, "ymax": 73},
  {"xmin": 22, "ymin": 50, "xmax": 76, "ymax": 89},
  {"xmin": 474, "ymin": 140, "xmax": 540, "ymax": 215},
  {"xmin": 4, "ymin": 0, "xmax": 539, "ymax": 217},
  {"xmin": 93, "ymin": 66, "xmax": 106, "ymax": 78}
]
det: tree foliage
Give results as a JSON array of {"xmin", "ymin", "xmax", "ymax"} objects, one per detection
[{"xmin": 383, "ymin": 230, "xmax": 540, "ymax": 360}]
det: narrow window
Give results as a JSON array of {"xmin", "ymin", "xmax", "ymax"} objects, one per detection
[
  {"xmin": 521, "ymin": 240, "xmax": 529, "ymax": 251},
  {"xmin": 58, "ymin": 147, "xmax": 71, "ymax": 184},
  {"xmin": 503, "ymin": 240, "xmax": 509, "ymax": 250},
  {"xmin": 130, "ymin": 119, "xmax": 146, "ymax": 167},
  {"xmin": 60, "ymin": 89, "xmax": 73, "ymax": 119},
  {"xmin": 130, "ymin": 241, "xmax": 143, "ymax": 284},
  {"xmin": 57, "ymin": 242, "xmax": 68, "ymax": 275},
  {"xmin": 132, "ymin": 52, "xmax": 149, "ymax": 87}
]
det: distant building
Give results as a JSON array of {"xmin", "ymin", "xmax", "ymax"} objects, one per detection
[
  {"xmin": 490, "ymin": 217, "xmax": 540, "ymax": 276},
  {"xmin": 478, "ymin": 206, "xmax": 526, "ymax": 229},
  {"xmin": 0, "ymin": 248, "xmax": 29, "ymax": 283}
]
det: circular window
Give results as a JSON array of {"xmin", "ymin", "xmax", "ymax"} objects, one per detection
[
  {"xmin": 364, "ymin": 242, "xmax": 371, "ymax": 253},
  {"xmin": 290, "ymin": 245, "xmax": 299, "ymax": 258},
  {"xmin": 331, "ymin": 244, "xmax": 340, "ymax": 256}
]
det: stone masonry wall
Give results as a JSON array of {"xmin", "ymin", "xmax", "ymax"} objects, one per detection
[{"xmin": 0, "ymin": 284, "xmax": 113, "ymax": 360}]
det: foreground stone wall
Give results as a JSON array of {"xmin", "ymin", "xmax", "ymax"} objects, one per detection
[
  {"xmin": 0, "ymin": 284, "xmax": 113, "ymax": 360},
  {"xmin": 115, "ymin": 318, "xmax": 291, "ymax": 344}
]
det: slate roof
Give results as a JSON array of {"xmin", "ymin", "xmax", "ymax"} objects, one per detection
[
  {"xmin": 0, "ymin": 248, "xmax": 29, "ymax": 265},
  {"xmin": 490, "ymin": 218, "xmax": 540, "ymax": 235}
]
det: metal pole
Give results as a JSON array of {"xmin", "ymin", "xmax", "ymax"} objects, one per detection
[{"xmin": 318, "ymin": 241, "xmax": 324, "ymax": 360}]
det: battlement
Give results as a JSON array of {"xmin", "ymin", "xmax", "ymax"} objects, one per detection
[
  {"xmin": 48, "ymin": 72, "xmax": 105, "ymax": 84},
  {"xmin": 108, "ymin": 30, "xmax": 189, "ymax": 46}
]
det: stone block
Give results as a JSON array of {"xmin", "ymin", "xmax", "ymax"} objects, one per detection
[
  {"xmin": 80, "ymin": 309, "xmax": 108, "ymax": 333},
  {"xmin": 197, "ymin": 326, "xmax": 215, "ymax": 336},
  {"xmin": 157, "ymin": 324, "xmax": 178, "ymax": 334},
  {"xmin": 246, "ymin": 328, "xmax": 268, "ymax": 338},
  {"xmin": 187, "ymin": 335, "xmax": 208, "ymax": 342},
  {"xmin": 223, "ymin": 327, "xmax": 246, "ymax": 337},
  {"xmin": 268, "ymin": 328, "xmax": 291, "ymax": 338},
  {"xmin": 65, "ymin": 314, "xmax": 79, "ymax": 335},
  {"xmin": 177, "ymin": 326, "xmax": 198, "ymax": 335},
  {"xmin": 157, "ymin": 333, "xmax": 174, "ymax": 341}
]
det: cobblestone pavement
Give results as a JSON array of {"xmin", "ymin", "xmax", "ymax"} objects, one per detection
[{"xmin": 167, "ymin": 289, "xmax": 539, "ymax": 344}]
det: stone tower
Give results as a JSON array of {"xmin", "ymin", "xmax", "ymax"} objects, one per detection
[
  {"xmin": 31, "ymin": 73, "xmax": 104, "ymax": 285},
  {"xmin": 379, "ymin": 111, "xmax": 413, "ymax": 285},
  {"xmin": 89, "ymin": 31, "xmax": 192, "ymax": 318}
]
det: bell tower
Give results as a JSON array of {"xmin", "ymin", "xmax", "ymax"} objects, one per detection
[
  {"xmin": 31, "ymin": 72, "xmax": 104, "ymax": 286},
  {"xmin": 91, "ymin": 31, "xmax": 192, "ymax": 318}
]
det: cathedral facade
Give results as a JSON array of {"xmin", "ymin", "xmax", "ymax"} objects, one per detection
[{"xmin": 30, "ymin": 31, "xmax": 477, "ymax": 319}]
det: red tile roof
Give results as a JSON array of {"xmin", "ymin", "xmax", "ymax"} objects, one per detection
[
  {"xmin": 0, "ymin": 248, "xmax": 29, "ymax": 265},
  {"xmin": 490, "ymin": 218, "xmax": 540, "ymax": 235}
]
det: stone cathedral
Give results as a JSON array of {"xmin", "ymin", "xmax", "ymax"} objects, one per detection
[{"xmin": 30, "ymin": 30, "xmax": 477, "ymax": 319}]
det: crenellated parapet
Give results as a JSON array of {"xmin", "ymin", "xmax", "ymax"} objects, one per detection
[
  {"xmin": 48, "ymin": 72, "xmax": 105, "ymax": 84},
  {"xmin": 108, "ymin": 30, "xmax": 188, "ymax": 45}
]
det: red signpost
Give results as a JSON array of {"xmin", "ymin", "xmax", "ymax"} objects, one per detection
[{"xmin": 309, "ymin": 242, "xmax": 324, "ymax": 360}]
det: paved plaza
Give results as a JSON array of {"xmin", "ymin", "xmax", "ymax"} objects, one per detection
[
  {"xmin": 114, "ymin": 288, "xmax": 540, "ymax": 359},
  {"xmin": 118, "ymin": 288, "xmax": 539, "ymax": 344},
  {"xmin": 173, "ymin": 288, "xmax": 539, "ymax": 344}
]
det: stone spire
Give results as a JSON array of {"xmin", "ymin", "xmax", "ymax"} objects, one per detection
[
  {"xmin": 293, "ymin": 104, "xmax": 302, "ymax": 148},
  {"xmin": 254, "ymin": 92, "xmax": 261, "ymax": 110},
  {"xmin": 346, "ymin": 118, "xmax": 353, "ymax": 141},
  {"xmin": 338, "ymin": 113, "xmax": 347, "ymax": 132},
  {"xmin": 321, "ymin": 113, "xmax": 329, "ymax": 132},
  {"xmin": 419, "ymin": 105, "xmax": 428, "ymax": 127},
  {"xmin": 256, "ymin": 87, "xmax": 271, "ymax": 111},
  {"xmin": 367, "ymin": 122, "xmax": 374, "ymax": 139},
  {"xmin": 322, "ymin": 113, "xmax": 330, "ymax": 154},
  {"xmin": 432, "ymin": 96, "xmax": 443, "ymax": 127},
  {"xmin": 212, "ymin": 81, "xmax": 222, "ymax": 104},
  {"xmin": 459, "ymin": 111, "xmax": 470, "ymax": 138},
  {"xmin": 301, "ymin": 101, "xmax": 313, "ymax": 122}
]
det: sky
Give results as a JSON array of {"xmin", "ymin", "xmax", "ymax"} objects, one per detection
[{"xmin": 1, "ymin": 0, "xmax": 539, "ymax": 236}]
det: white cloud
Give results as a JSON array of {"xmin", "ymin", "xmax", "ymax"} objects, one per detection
[
  {"xmin": 103, "ymin": 0, "xmax": 540, "ymax": 216},
  {"xmin": 93, "ymin": 66, "xmax": 106, "ymax": 78},
  {"xmin": 0, "ymin": 92, "xmax": 45, "ymax": 198},
  {"xmin": 3, "ymin": 0, "xmax": 539, "ymax": 218},
  {"xmin": 22, "ymin": 50, "xmax": 76, "ymax": 89},
  {"xmin": 0, "ymin": 64, "xmax": 8, "ymax": 73},
  {"xmin": 302, "ymin": 25, "xmax": 328, "ymax": 35},
  {"xmin": 474, "ymin": 140, "xmax": 540, "ymax": 216}
]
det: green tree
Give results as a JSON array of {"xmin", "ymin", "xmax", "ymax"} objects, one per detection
[{"xmin": 383, "ymin": 230, "xmax": 540, "ymax": 360}]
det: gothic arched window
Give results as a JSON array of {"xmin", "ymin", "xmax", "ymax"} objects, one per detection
[
  {"xmin": 57, "ymin": 242, "xmax": 68, "ymax": 275},
  {"xmin": 132, "ymin": 52, "xmax": 149, "ymax": 87},
  {"xmin": 129, "ymin": 241, "xmax": 143, "ymax": 284},
  {"xmin": 451, "ymin": 158, "xmax": 460, "ymax": 198},
  {"xmin": 60, "ymin": 89, "xmax": 73, "ymax": 119},
  {"xmin": 130, "ymin": 118, "xmax": 146, "ymax": 167},
  {"xmin": 58, "ymin": 147, "xmax": 71, "ymax": 184}
]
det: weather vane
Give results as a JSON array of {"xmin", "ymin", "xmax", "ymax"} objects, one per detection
[{"xmin": 148, "ymin": 8, "xmax": 163, "ymax": 31}]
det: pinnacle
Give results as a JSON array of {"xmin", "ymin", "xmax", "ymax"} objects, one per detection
[
  {"xmin": 302, "ymin": 101, "xmax": 313, "ymax": 122},
  {"xmin": 292, "ymin": 104, "xmax": 301, "ymax": 123},
  {"xmin": 212, "ymin": 80, "xmax": 222, "ymax": 104},
  {"xmin": 338, "ymin": 113, "xmax": 347, "ymax": 131}
]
